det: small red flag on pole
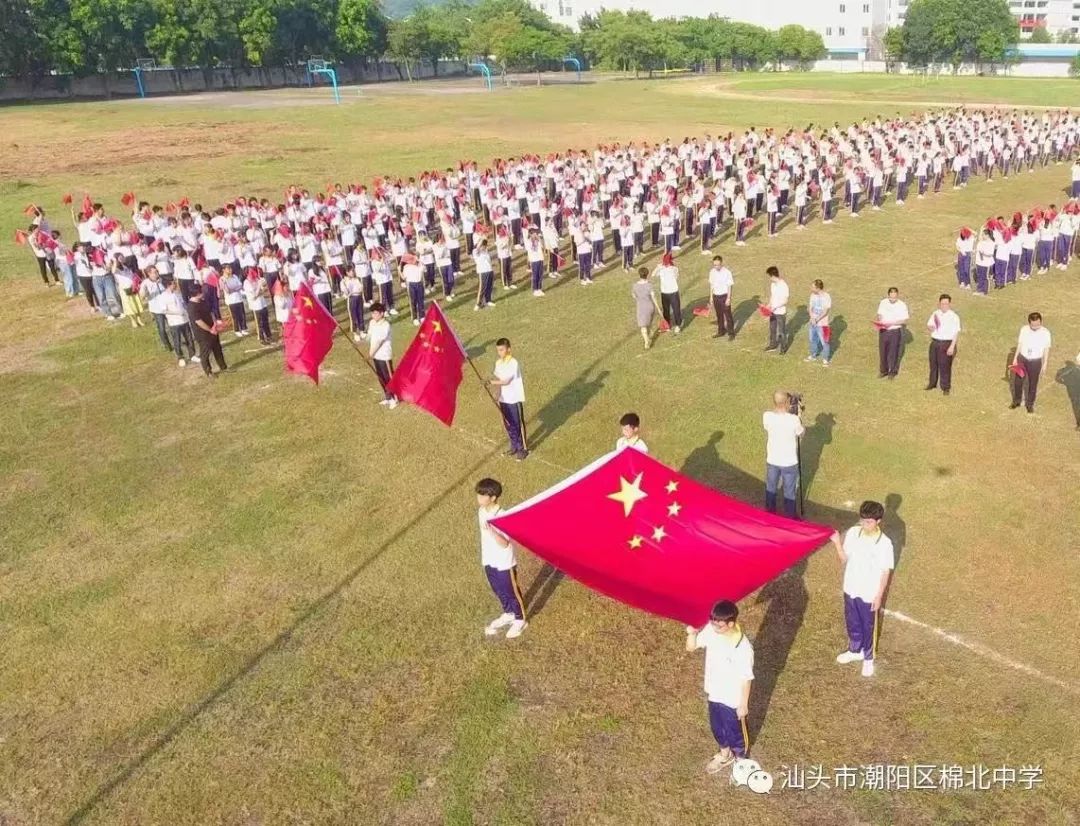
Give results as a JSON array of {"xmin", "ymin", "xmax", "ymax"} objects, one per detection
[{"xmin": 387, "ymin": 302, "xmax": 467, "ymax": 426}]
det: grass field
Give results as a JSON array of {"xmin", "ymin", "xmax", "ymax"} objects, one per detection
[{"xmin": 2, "ymin": 73, "xmax": 1079, "ymax": 825}]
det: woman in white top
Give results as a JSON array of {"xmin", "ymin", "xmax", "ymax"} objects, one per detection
[
  {"xmin": 309, "ymin": 263, "xmax": 334, "ymax": 313},
  {"xmin": 273, "ymin": 281, "xmax": 293, "ymax": 331}
]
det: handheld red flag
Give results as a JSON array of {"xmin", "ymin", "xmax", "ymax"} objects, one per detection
[
  {"xmin": 491, "ymin": 449, "xmax": 833, "ymax": 625},
  {"xmin": 81, "ymin": 193, "xmax": 94, "ymax": 219},
  {"xmin": 120, "ymin": 191, "xmax": 136, "ymax": 208},
  {"xmin": 758, "ymin": 304, "xmax": 773, "ymax": 317},
  {"xmin": 14, "ymin": 229, "xmax": 28, "ymax": 245},
  {"xmin": 386, "ymin": 303, "xmax": 467, "ymax": 426},
  {"xmin": 1009, "ymin": 363, "xmax": 1026, "ymax": 378},
  {"xmin": 282, "ymin": 281, "xmax": 337, "ymax": 384},
  {"xmin": 61, "ymin": 193, "xmax": 73, "ymax": 205}
]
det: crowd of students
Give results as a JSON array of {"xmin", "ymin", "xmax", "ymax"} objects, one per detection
[
  {"xmin": 955, "ymin": 196, "xmax": 1080, "ymax": 295},
  {"xmin": 16, "ymin": 108, "xmax": 1078, "ymax": 361}
]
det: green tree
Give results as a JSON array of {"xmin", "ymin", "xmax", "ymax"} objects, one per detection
[
  {"xmin": 1057, "ymin": 30, "xmax": 1078, "ymax": 44},
  {"xmin": 335, "ymin": 0, "xmax": 388, "ymax": 62},
  {"xmin": 900, "ymin": 0, "xmax": 1018, "ymax": 71},
  {"xmin": 1071, "ymin": 53, "xmax": 1080, "ymax": 76},
  {"xmin": 776, "ymin": 24, "xmax": 825, "ymax": 68},
  {"xmin": 1027, "ymin": 26, "xmax": 1052, "ymax": 44},
  {"xmin": 883, "ymin": 25, "xmax": 905, "ymax": 66}
]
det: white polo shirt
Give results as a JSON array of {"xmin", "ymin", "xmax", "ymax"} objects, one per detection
[
  {"xmin": 1017, "ymin": 325, "xmax": 1051, "ymax": 360},
  {"xmin": 656, "ymin": 265, "xmax": 680, "ymax": 295},
  {"xmin": 841, "ymin": 526, "xmax": 895, "ymax": 602},
  {"xmin": 494, "ymin": 356, "xmax": 524, "ymax": 404},
  {"xmin": 768, "ymin": 279, "xmax": 789, "ymax": 315},
  {"xmin": 693, "ymin": 625, "xmax": 755, "ymax": 708},
  {"xmin": 479, "ymin": 505, "xmax": 515, "ymax": 570},
  {"xmin": 708, "ymin": 266, "xmax": 734, "ymax": 297},
  {"xmin": 762, "ymin": 411, "xmax": 804, "ymax": 467},
  {"xmin": 616, "ymin": 436, "xmax": 649, "ymax": 454},
  {"xmin": 876, "ymin": 298, "xmax": 909, "ymax": 330},
  {"xmin": 368, "ymin": 318, "xmax": 392, "ymax": 360},
  {"xmin": 928, "ymin": 309, "xmax": 961, "ymax": 341}
]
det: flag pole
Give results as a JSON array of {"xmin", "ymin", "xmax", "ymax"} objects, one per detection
[
  {"xmin": 463, "ymin": 351, "xmax": 524, "ymax": 448},
  {"xmin": 328, "ymin": 311, "xmax": 384, "ymax": 382}
]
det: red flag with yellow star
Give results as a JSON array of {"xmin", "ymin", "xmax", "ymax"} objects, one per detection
[
  {"xmin": 490, "ymin": 448, "xmax": 833, "ymax": 625},
  {"xmin": 283, "ymin": 281, "xmax": 338, "ymax": 384},
  {"xmin": 387, "ymin": 302, "xmax": 467, "ymax": 425}
]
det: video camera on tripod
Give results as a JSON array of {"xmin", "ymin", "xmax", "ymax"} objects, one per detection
[
  {"xmin": 788, "ymin": 392, "xmax": 806, "ymax": 516},
  {"xmin": 787, "ymin": 391, "xmax": 805, "ymax": 417}
]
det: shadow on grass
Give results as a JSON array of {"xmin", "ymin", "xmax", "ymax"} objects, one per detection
[
  {"xmin": 64, "ymin": 447, "xmax": 502, "ymax": 824},
  {"xmin": 523, "ymin": 563, "xmax": 565, "ymax": 618},
  {"xmin": 680, "ymin": 430, "xmax": 852, "ymax": 751},
  {"xmin": 1054, "ymin": 361, "xmax": 1080, "ymax": 429},
  {"xmin": 732, "ymin": 297, "xmax": 760, "ymax": 337}
]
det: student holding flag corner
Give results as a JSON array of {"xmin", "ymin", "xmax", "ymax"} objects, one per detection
[
  {"xmin": 475, "ymin": 478, "xmax": 527, "ymax": 640},
  {"xmin": 685, "ymin": 600, "xmax": 755, "ymax": 774}
]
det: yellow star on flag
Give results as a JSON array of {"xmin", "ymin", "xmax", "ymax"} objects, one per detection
[
  {"xmin": 652, "ymin": 525, "xmax": 667, "ymax": 542},
  {"xmin": 665, "ymin": 480, "xmax": 679, "ymax": 494},
  {"xmin": 608, "ymin": 472, "xmax": 648, "ymax": 517},
  {"xmin": 627, "ymin": 535, "xmax": 644, "ymax": 550},
  {"xmin": 432, "ymin": 320, "xmax": 443, "ymax": 334},
  {"xmin": 667, "ymin": 502, "xmax": 682, "ymax": 517},
  {"xmin": 301, "ymin": 296, "xmax": 314, "ymax": 309}
]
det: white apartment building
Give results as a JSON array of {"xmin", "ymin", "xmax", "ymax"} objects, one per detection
[{"xmin": 1010, "ymin": 0, "xmax": 1080, "ymax": 38}]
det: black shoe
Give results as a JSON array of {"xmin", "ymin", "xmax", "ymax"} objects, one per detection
[
  {"xmin": 1026, "ymin": 406, "xmax": 1034, "ymax": 414},
  {"xmin": 1009, "ymin": 402, "xmax": 1021, "ymax": 410},
  {"xmin": 727, "ymin": 335, "xmax": 735, "ymax": 341},
  {"xmin": 924, "ymin": 385, "xmax": 936, "ymax": 391},
  {"xmin": 878, "ymin": 373, "xmax": 888, "ymax": 379},
  {"xmin": 505, "ymin": 449, "xmax": 518, "ymax": 457},
  {"xmin": 942, "ymin": 389, "xmax": 950, "ymax": 396},
  {"xmin": 887, "ymin": 374, "xmax": 897, "ymax": 380}
]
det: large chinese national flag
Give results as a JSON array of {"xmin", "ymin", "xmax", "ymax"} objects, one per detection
[
  {"xmin": 283, "ymin": 281, "xmax": 337, "ymax": 384},
  {"xmin": 491, "ymin": 448, "xmax": 833, "ymax": 625},
  {"xmin": 387, "ymin": 303, "xmax": 467, "ymax": 426}
]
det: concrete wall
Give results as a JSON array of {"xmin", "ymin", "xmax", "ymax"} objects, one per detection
[
  {"xmin": 811, "ymin": 58, "xmax": 1075, "ymax": 77},
  {"xmin": 0, "ymin": 61, "xmax": 468, "ymax": 102}
]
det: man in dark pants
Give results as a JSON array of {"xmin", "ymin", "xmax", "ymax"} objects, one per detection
[
  {"xmin": 186, "ymin": 287, "xmax": 228, "ymax": 377},
  {"xmin": 1010, "ymin": 311, "xmax": 1052, "ymax": 413},
  {"xmin": 925, "ymin": 294, "xmax": 961, "ymax": 396},
  {"xmin": 708, "ymin": 255, "xmax": 735, "ymax": 340},
  {"xmin": 764, "ymin": 266, "xmax": 789, "ymax": 353},
  {"xmin": 875, "ymin": 287, "xmax": 909, "ymax": 379}
]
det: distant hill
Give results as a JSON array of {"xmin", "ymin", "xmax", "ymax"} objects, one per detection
[{"xmin": 382, "ymin": 0, "xmax": 470, "ymax": 18}]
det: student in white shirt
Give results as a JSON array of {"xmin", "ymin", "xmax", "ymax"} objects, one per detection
[
  {"xmin": 830, "ymin": 500, "xmax": 895, "ymax": 678},
  {"xmin": 487, "ymin": 338, "xmax": 527, "ymax": 460},
  {"xmin": 1010, "ymin": 311, "xmax": 1052, "ymax": 413},
  {"xmin": 685, "ymin": 599, "xmax": 755, "ymax": 772},
  {"xmin": 616, "ymin": 412, "xmax": 649, "ymax": 453},
  {"xmin": 875, "ymin": 287, "xmax": 909, "ymax": 378},
  {"xmin": 708, "ymin": 255, "xmax": 735, "ymax": 340},
  {"xmin": 764, "ymin": 266, "xmax": 789, "ymax": 353},
  {"xmin": 220, "ymin": 266, "xmax": 249, "ymax": 337},
  {"xmin": 243, "ymin": 269, "xmax": 272, "ymax": 344},
  {"xmin": 805, "ymin": 279, "xmax": 832, "ymax": 366},
  {"xmin": 653, "ymin": 252, "xmax": 682, "ymax": 334},
  {"xmin": 139, "ymin": 267, "xmax": 171, "ymax": 351},
  {"xmin": 162, "ymin": 280, "xmax": 197, "ymax": 366},
  {"xmin": 368, "ymin": 302, "xmax": 396, "ymax": 408},
  {"xmin": 762, "ymin": 390, "xmax": 805, "ymax": 518},
  {"xmin": 475, "ymin": 478, "xmax": 527, "ymax": 639},
  {"xmin": 926, "ymin": 293, "xmax": 961, "ymax": 395}
]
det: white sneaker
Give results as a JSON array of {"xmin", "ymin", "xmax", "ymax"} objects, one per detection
[
  {"xmin": 485, "ymin": 302, "xmax": 496, "ymax": 308},
  {"xmin": 473, "ymin": 305, "xmax": 481, "ymax": 312},
  {"xmin": 706, "ymin": 750, "xmax": 734, "ymax": 774},
  {"xmin": 235, "ymin": 332, "xmax": 244, "ymax": 339},
  {"xmin": 177, "ymin": 359, "xmax": 186, "ymax": 368},
  {"xmin": 359, "ymin": 332, "xmax": 368, "ymax": 340},
  {"xmin": 389, "ymin": 308, "xmax": 399, "ymax": 316},
  {"xmin": 353, "ymin": 333, "xmax": 362, "ymax": 342},
  {"xmin": 804, "ymin": 356, "xmax": 817, "ymax": 362},
  {"xmin": 505, "ymin": 619, "xmax": 527, "ymax": 639},
  {"xmin": 387, "ymin": 399, "xmax": 398, "ymax": 409},
  {"xmin": 836, "ymin": 650, "xmax": 863, "ymax": 664},
  {"xmin": 413, "ymin": 319, "xmax": 420, "ymax": 326},
  {"xmin": 862, "ymin": 660, "xmax": 876, "ymax": 678},
  {"xmin": 484, "ymin": 613, "xmax": 515, "ymax": 636},
  {"xmin": 533, "ymin": 290, "xmax": 544, "ymax": 297},
  {"xmin": 822, "ymin": 360, "xmax": 830, "ymax": 367},
  {"xmin": 446, "ymin": 294, "xmax": 455, "ymax": 299},
  {"xmin": 672, "ymin": 245, "xmax": 682, "ymax": 251},
  {"xmin": 378, "ymin": 399, "xmax": 391, "ymax": 406}
]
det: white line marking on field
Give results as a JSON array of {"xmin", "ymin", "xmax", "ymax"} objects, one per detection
[{"xmin": 883, "ymin": 609, "xmax": 1080, "ymax": 696}]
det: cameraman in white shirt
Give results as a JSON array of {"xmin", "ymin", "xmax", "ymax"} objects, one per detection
[{"xmin": 762, "ymin": 391, "xmax": 805, "ymax": 518}]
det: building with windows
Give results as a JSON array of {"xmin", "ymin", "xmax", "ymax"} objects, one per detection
[{"xmin": 1010, "ymin": 0, "xmax": 1080, "ymax": 39}]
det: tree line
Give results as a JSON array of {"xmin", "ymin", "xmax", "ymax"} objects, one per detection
[{"xmin": 1, "ymin": 0, "xmax": 831, "ymax": 81}]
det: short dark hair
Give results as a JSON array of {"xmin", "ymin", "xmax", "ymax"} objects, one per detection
[
  {"xmin": 619, "ymin": 412, "xmax": 640, "ymax": 428},
  {"xmin": 766, "ymin": 266, "xmax": 780, "ymax": 278},
  {"xmin": 859, "ymin": 500, "xmax": 885, "ymax": 521},
  {"xmin": 1028, "ymin": 311, "xmax": 1042, "ymax": 322},
  {"xmin": 813, "ymin": 279, "xmax": 824, "ymax": 289},
  {"xmin": 710, "ymin": 600, "xmax": 739, "ymax": 623},
  {"xmin": 637, "ymin": 266, "xmax": 650, "ymax": 278},
  {"xmin": 369, "ymin": 302, "xmax": 386, "ymax": 313},
  {"xmin": 939, "ymin": 293, "xmax": 951, "ymax": 302},
  {"xmin": 475, "ymin": 478, "xmax": 502, "ymax": 499},
  {"xmin": 495, "ymin": 337, "xmax": 511, "ymax": 348},
  {"xmin": 712, "ymin": 255, "xmax": 723, "ymax": 264},
  {"xmin": 888, "ymin": 287, "xmax": 899, "ymax": 295}
]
